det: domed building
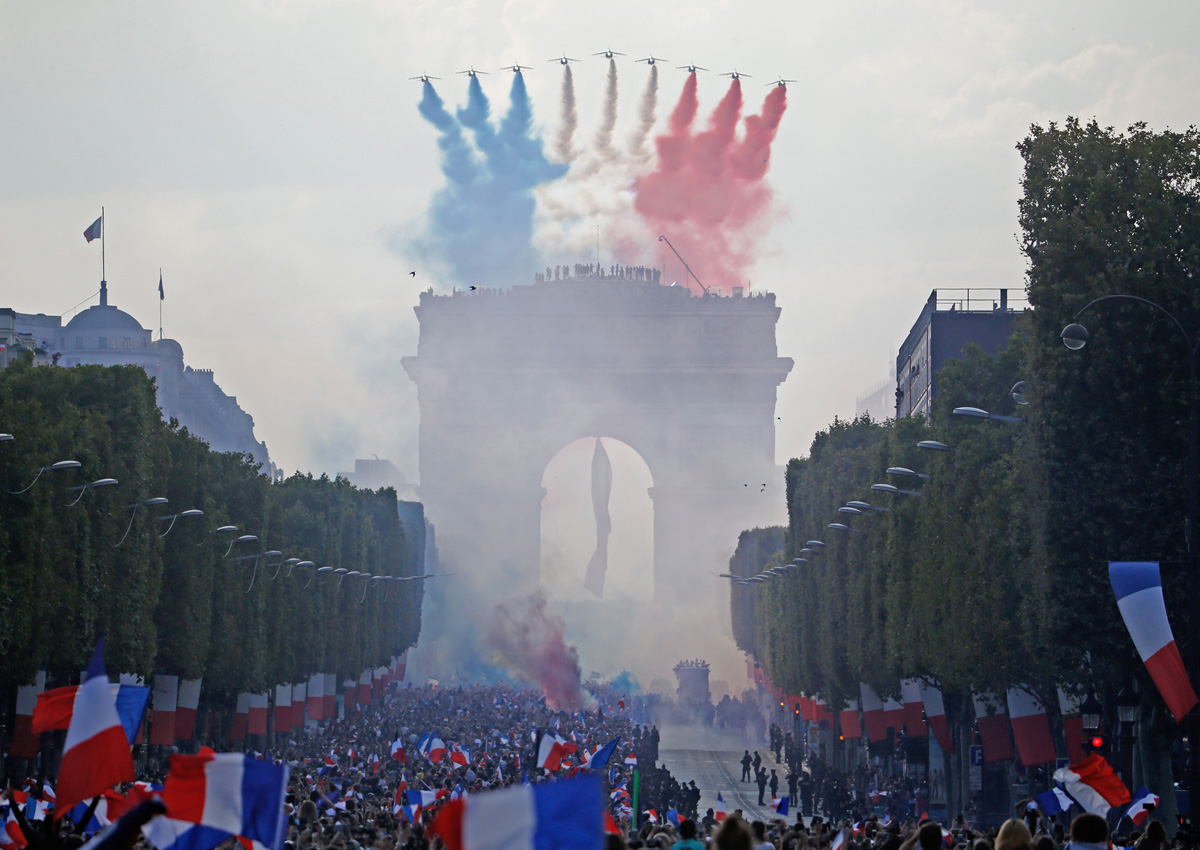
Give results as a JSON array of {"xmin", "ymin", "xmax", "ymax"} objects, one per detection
[{"xmin": 14, "ymin": 282, "xmax": 270, "ymax": 470}]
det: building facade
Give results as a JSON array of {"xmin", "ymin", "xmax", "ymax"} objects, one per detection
[
  {"xmin": 8, "ymin": 282, "xmax": 270, "ymax": 469},
  {"xmin": 895, "ymin": 289, "xmax": 1025, "ymax": 419}
]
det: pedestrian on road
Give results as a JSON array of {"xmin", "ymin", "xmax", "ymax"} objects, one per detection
[
  {"xmin": 769, "ymin": 769, "xmax": 779, "ymax": 800},
  {"xmin": 756, "ymin": 767, "xmax": 769, "ymax": 805},
  {"xmin": 741, "ymin": 750, "xmax": 753, "ymax": 782},
  {"xmin": 753, "ymin": 751, "xmax": 762, "ymax": 774}
]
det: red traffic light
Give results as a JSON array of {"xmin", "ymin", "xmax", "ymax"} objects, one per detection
[{"xmin": 1090, "ymin": 736, "xmax": 1105, "ymax": 749}]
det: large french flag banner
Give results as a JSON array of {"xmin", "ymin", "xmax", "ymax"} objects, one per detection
[
  {"xmin": 323, "ymin": 674, "xmax": 337, "ymax": 719},
  {"xmin": 273, "ymin": 685, "xmax": 292, "ymax": 732},
  {"xmin": 860, "ymin": 684, "xmax": 887, "ymax": 743},
  {"xmin": 813, "ymin": 698, "xmax": 835, "ymax": 729},
  {"xmin": 1057, "ymin": 688, "xmax": 1089, "ymax": 765},
  {"xmin": 176, "ymin": 680, "xmax": 202, "ymax": 742},
  {"xmin": 882, "ymin": 695, "xmax": 905, "ymax": 732},
  {"xmin": 972, "ymin": 692, "xmax": 1015, "ymax": 763},
  {"xmin": 290, "ymin": 683, "xmax": 306, "ymax": 729},
  {"xmin": 358, "ymin": 671, "xmax": 372, "ymax": 707},
  {"xmin": 12, "ymin": 671, "xmax": 45, "ymax": 760},
  {"xmin": 230, "ymin": 694, "xmax": 251, "ymax": 742},
  {"xmin": 306, "ymin": 675, "xmax": 324, "ymax": 722},
  {"xmin": 1124, "ymin": 787, "xmax": 1159, "ymax": 826},
  {"xmin": 429, "ymin": 773, "xmax": 602, "ymax": 850},
  {"xmin": 158, "ymin": 753, "xmax": 288, "ymax": 850},
  {"xmin": 55, "ymin": 637, "xmax": 136, "ymax": 818},
  {"xmin": 900, "ymin": 680, "xmax": 927, "ymax": 737},
  {"xmin": 1053, "ymin": 754, "xmax": 1131, "ymax": 817},
  {"xmin": 1110, "ymin": 562, "xmax": 1199, "ymax": 722},
  {"xmin": 247, "ymin": 694, "xmax": 268, "ymax": 737},
  {"xmin": 919, "ymin": 683, "xmax": 954, "ymax": 753},
  {"xmin": 839, "ymin": 699, "xmax": 862, "ymax": 740},
  {"xmin": 152, "ymin": 676, "xmax": 179, "ymax": 747},
  {"xmin": 1006, "ymin": 687, "xmax": 1057, "ymax": 766}
]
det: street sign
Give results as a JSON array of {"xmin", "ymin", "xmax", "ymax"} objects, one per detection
[{"xmin": 969, "ymin": 744, "xmax": 983, "ymax": 791}]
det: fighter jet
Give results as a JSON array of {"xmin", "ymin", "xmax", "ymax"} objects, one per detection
[
  {"xmin": 408, "ymin": 73, "xmax": 440, "ymax": 83},
  {"xmin": 548, "ymin": 55, "xmax": 580, "ymax": 65},
  {"xmin": 456, "ymin": 67, "xmax": 488, "ymax": 77},
  {"xmin": 637, "ymin": 55, "xmax": 667, "ymax": 65},
  {"xmin": 501, "ymin": 63, "xmax": 532, "ymax": 73},
  {"xmin": 721, "ymin": 69, "xmax": 752, "ymax": 79},
  {"xmin": 676, "ymin": 63, "xmax": 707, "ymax": 73},
  {"xmin": 593, "ymin": 49, "xmax": 625, "ymax": 59},
  {"xmin": 766, "ymin": 78, "xmax": 797, "ymax": 87}
]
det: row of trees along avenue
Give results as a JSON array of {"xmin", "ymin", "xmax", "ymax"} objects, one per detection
[
  {"xmin": 733, "ymin": 119, "xmax": 1200, "ymax": 823},
  {"xmin": 0, "ymin": 357, "xmax": 423, "ymax": 735}
]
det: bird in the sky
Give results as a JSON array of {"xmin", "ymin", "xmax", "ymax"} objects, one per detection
[
  {"xmin": 469, "ymin": 285, "xmax": 477, "ymax": 291},
  {"xmin": 409, "ymin": 271, "xmax": 416, "ymax": 277}
]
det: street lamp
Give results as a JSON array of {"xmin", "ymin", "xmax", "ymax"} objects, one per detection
[
  {"xmin": 828, "ymin": 522, "xmax": 866, "ymax": 534},
  {"xmin": 805, "ymin": 540, "xmax": 826, "ymax": 549},
  {"xmin": 952, "ymin": 406, "xmax": 1020, "ymax": 423},
  {"xmin": 887, "ymin": 467, "xmax": 930, "ymax": 480},
  {"xmin": 918, "ymin": 440, "xmax": 954, "ymax": 452},
  {"xmin": 223, "ymin": 533, "xmax": 258, "ymax": 558},
  {"xmin": 6, "ymin": 459, "xmax": 81, "ymax": 494},
  {"xmin": 114, "ymin": 496, "xmax": 168, "ymax": 546},
  {"xmin": 847, "ymin": 500, "xmax": 888, "ymax": 513},
  {"xmin": 159, "ymin": 508, "xmax": 204, "ymax": 537},
  {"xmin": 198, "ymin": 524, "xmax": 238, "ymax": 548},
  {"xmin": 1080, "ymin": 692, "xmax": 1102, "ymax": 734},
  {"xmin": 66, "ymin": 477, "xmax": 118, "ymax": 506},
  {"xmin": 1012, "ymin": 381, "xmax": 1030, "ymax": 405},
  {"xmin": 872, "ymin": 483, "xmax": 922, "ymax": 497},
  {"xmin": 1061, "ymin": 323, "xmax": 1089, "ymax": 351}
]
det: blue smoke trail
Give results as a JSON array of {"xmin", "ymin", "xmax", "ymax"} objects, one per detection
[{"xmin": 409, "ymin": 74, "xmax": 566, "ymax": 288}]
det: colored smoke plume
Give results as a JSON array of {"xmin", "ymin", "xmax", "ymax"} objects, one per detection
[
  {"xmin": 627, "ymin": 63, "xmax": 658, "ymax": 162},
  {"xmin": 632, "ymin": 80, "xmax": 787, "ymax": 293},
  {"xmin": 404, "ymin": 75, "xmax": 566, "ymax": 288},
  {"xmin": 555, "ymin": 64, "xmax": 578, "ymax": 163},
  {"xmin": 593, "ymin": 58, "xmax": 619, "ymax": 158},
  {"xmin": 488, "ymin": 591, "xmax": 589, "ymax": 711}
]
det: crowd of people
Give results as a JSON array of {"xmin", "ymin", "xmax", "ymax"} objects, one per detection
[{"xmin": 1, "ymin": 682, "xmax": 1189, "ymax": 850}]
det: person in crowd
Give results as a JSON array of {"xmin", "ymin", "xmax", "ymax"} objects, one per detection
[{"xmin": 994, "ymin": 819, "xmax": 1033, "ymax": 850}]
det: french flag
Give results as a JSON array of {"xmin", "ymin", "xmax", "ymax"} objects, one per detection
[
  {"xmin": 4, "ymin": 807, "xmax": 27, "ymax": 850},
  {"xmin": 306, "ymin": 675, "xmax": 324, "ymax": 721},
  {"xmin": 1058, "ymin": 689, "xmax": 1088, "ymax": 765},
  {"xmin": 623, "ymin": 754, "xmax": 637, "ymax": 767},
  {"xmin": 230, "ymin": 694, "xmax": 251, "ymax": 742},
  {"xmin": 882, "ymin": 695, "xmax": 904, "ymax": 732},
  {"xmin": 1053, "ymin": 754, "xmax": 1131, "ymax": 817},
  {"xmin": 582, "ymin": 738, "xmax": 619, "ymax": 770},
  {"xmin": 421, "ymin": 733, "xmax": 447, "ymax": 763},
  {"xmin": 12, "ymin": 671, "xmax": 45, "ymax": 760},
  {"xmin": 972, "ymin": 692, "xmax": 1015, "ymax": 763},
  {"xmin": 175, "ymin": 679, "xmax": 202, "ymax": 741},
  {"xmin": 860, "ymin": 684, "xmax": 887, "ymax": 743},
  {"xmin": 900, "ymin": 680, "xmax": 926, "ymax": 737},
  {"xmin": 274, "ymin": 685, "xmax": 292, "ymax": 732},
  {"xmin": 83, "ymin": 215, "xmax": 102, "ymax": 243},
  {"xmin": 158, "ymin": 753, "xmax": 289, "ymax": 850},
  {"xmin": 290, "ymin": 683, "xmax": 306, "ymax": 729},
  {"xmin": 322, "ymin": 674, "xmax": 336, "ymax": 719},
  {"xmin": 151, "ymin": 676, "xmax": 179, "ymax": 747},
  {"xmin": 839, "ymin": 699, "xmax": 862, "ymax": 740},
  {"xmin": 769, "ymin": 796, "xmax": 789, "ymax": 817},
  {"xmin": 247, "ymin": 694, "xmax": 268, "ymax": 737},
  {"xmin": 358, "ymin": 671, "xmax": 372, "ymax": 707},
  {"xmin": 1006, "ymin": 687, "xmax": 1056, "ymax": 766},
  {"xmin": 813, "ymin": 697, "xmax": 835, "ymax": 729},
  {"xmin": 1110, "ymin": 562, "xmax": 1199, "ymax": 721},
  {"xmin": 450, "ymin": 744, "xmax": 471, "ymax": 767},
  {"xmin": 536, "ymin": 732, "xmax": 567, "ymax": 771},
  {"xmin": 919, "ymin": 683, "xmax": 954, "ymax": 753},
  {"xmin": 714, "ymin": 792, "xmax": 726, "ymax": 822},
  {"xmin": 55, "ymin": 637, "xmax": 135, "ymax": 818},
  {"xmin": 391, "ymin": 738, "xmax": 407, "ymax": 762},
  {"xmin": 831, "ymin": 828, "xmax": 846, "ymax": 850},
  {"xmin": 1124, "ymin": 787, "xmax": 1159, "ymax": 826}
]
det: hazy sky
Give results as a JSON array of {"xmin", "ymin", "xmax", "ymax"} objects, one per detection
[{"xmin": 2, "ymin": 0, "xmax": 1197, "ymax": 495}]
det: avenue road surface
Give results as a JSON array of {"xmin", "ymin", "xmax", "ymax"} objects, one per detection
[{"xmin": 657, "ymin": 722, "xmax": 795, "ymax": 825}]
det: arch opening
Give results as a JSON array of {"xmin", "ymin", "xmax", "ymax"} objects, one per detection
[{"xmin": 539, "ymin": 436, "xmax": 654, "ymax": 603}]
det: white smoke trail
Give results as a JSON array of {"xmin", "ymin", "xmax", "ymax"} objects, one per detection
[
  {"xmin": 555, "ymin": 64, "xmax": 578, "ymax": 163},
  {"xmin": 592, "ymin": 58, "xmax": 619, "ymax": 158},
  {"xmin": 627, "ymin": 62, "xmax": 658, "ymax": 161}
]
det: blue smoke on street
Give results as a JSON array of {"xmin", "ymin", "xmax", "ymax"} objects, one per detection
[{"xmin": 409, "ymin": 74, "xmax": 565, "ymax": 288}]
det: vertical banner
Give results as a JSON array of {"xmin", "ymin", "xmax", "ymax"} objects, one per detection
[
  {"xmin": 358, "ymin": 671, "xmax": 372, "ymax": 707},
  {"xmin": 248, "ymin": 692, "xmax": 269, "ymax": 736},
  {"xmin": 12, "ymin": 670, "xmax": 46, "ymax": 759},
  {"xmin": 291, "ymin": 682, "xmax": 307, "ymax": 729},
  {"xmin": 230, "ymin": 692, "xmax": 251, "ymax": 741},
  {"xmin": 274, "ymin": 684, "xmax": 292, "ymax": 731},
  {"xmin": 150, "ymin": 674, "xmax": 179, "ymax": 746},
  {"xmin": 176, "ymin": 678, "xmax": 202, "ymax": 741},
  {"xmin": 901, "ymin": 679, "xmax": 927, "ymax": 737},
  {"xmin": 323, "ymin": 673, "xmax": 337, "ymax": 719},
  {"xmin": 307, "ymin": 674, "xmax": 324, "ymax": 721}
]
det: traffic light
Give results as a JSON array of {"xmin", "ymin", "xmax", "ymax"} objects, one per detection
[{"xmin": 1085, "ymin": 734, "xmax": 1107, "ymax": 753}]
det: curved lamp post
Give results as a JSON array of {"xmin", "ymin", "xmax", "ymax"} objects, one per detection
[
  {"xmin": 67, "ymin": 477, "xmax": 118, "ymax": 506},
  {"xmin": 114, "ymin": 496, "xmax": 168, "ymax": 546},
  {"xmin": 6, "ymin": 459, "xmax": 81, "ymax": 494},
  {"xmin": 952, "ymin": 406, "xmax": 1021, "ymax": 423},
  {"xmin": 159, "ymin": 508, "xmax": 205, "ymax": 537},
  {"xmin": 198, "ymin": 525, "xmax": 238, "ymax": 548}
]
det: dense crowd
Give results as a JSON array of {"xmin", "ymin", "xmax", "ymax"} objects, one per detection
[{"xmin": 1, "ymin": 683, "xmax": 1190, "ymax": 850}]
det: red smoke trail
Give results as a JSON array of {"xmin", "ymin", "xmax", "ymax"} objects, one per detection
[
  {"xmin": 632, "ymin": 80, "xmax": 787, "ymax": 293},
  {"xmin": 487, "ymin": 592, "xmax": 588, "ymax": 711}
]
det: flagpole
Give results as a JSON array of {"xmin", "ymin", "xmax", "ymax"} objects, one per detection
[
  {"xmin": 101, "ymin": 206, "xmax": 106, "ymax": 285},
  {"xmin": 159, "ymin": 268, "xmax": 163, "ymax": 341}
]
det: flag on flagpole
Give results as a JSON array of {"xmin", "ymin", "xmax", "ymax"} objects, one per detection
[
  {"xmin": 158, "ymin": 752, "xmax": 289, "ymax": 850},
  {"xmin": 55, "ymin": 637, "xmax": 136, "ymax": 818},
  {"xmin": 714, "ymin": 792, "xmax": 727, "ymax": 822},
  {"xmin": 1035, "ymin": 788, "xmax": 1074, "ymax": 816},
  {"xmin": 1124, "ymin": 787, "xmax": 1160, "ymax": 826},
  {"xmin": 1110, "ymin": 562, "xmax": 1199, "ymax": 721},
  {"xmin": 84, "ymin": 216, "xmax": 103, "ymax": 243},
  {"xmin": 769, "ymin": 796, "xmax": 789, "ymax": 817},
  {"xmin": 158, "ymin": 272, "xmax": 164, "ymax": 301}
]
